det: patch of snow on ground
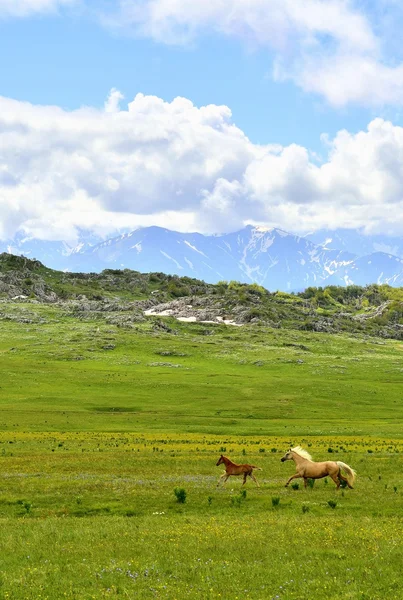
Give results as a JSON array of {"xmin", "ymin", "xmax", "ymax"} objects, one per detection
[
  {"xmin": 144, "ymin": 310, "xmax": 243, "ymax": 326},
  {"xmin": 144, "ymin": 308, "xmax": 174, "ymax": 317}
]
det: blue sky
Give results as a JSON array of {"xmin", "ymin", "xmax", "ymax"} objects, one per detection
[
  {"xmin": 0, "ymin": 8, "xmax": 378, "ymax": 149},
  {"xmin": 0, "ymin": 1, "xmax": 402, "ymax": 240}
]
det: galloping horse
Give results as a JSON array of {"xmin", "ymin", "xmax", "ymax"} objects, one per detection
[
  {"xmin": 281, "ymin": 446, "xmax": 356, "ymax": 490},
  {"xmin": 216, "ymin": 455, "xmax": 262, "ymax": 487}
]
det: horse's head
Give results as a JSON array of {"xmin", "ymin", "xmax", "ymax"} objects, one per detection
[
  {"xmin": 216, "ymin": 455, "xmax": 225, "ymax": 466},
  {"xmin": 281, "ymin": 449, "xmax": 293, "ymax": 462}
]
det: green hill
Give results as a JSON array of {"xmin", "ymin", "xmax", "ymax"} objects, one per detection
[{"xmin": 1, "ymin": 252, "xmax": 402, "ymax": 338}]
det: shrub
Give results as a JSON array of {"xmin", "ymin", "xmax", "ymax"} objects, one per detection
[
  {"xmin": 23, "ymin": 501, "xmax": 32, "ymax": 514},
  {"xmin": 246, "ymin": 308, "xmax": 265, "ymax": 321},
  {"xmin": 328, "ymin": 500, "xmax": 337, "ymax": 509},
  {"xmin": 302, "ymin": 504, "xmax": 310, "ymax": 514},
  {"xmin": 174, "ymin": 488, "xmax": 187, "ymax": 504},
  {"xmin": 291, "ymin": 482, "xmax": 299, "ymax": 490},
  {"xmin": 271, "ymin": 496, "xmax": 280, "ymax": 508},
  {"xmin": 307, "ymin": 478, "xmax": 315, "ymax": 489},
  {"xmin": 167, "ymin": 282, "xmax": 190, "ymax": 298}
]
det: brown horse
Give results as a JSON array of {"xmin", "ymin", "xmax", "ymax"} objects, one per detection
[
  {"xmin": 216, "ymin": 455, "xmax": 262, "ymax": 487},
  {"xmin": 281, "ymin": 446, "xmax": 356, "ymax": 490}
]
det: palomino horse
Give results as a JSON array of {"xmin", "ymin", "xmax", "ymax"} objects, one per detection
[
  {"xmin": 216, "ymin": 455, "xmax": 262, "ymax": 487},
  {"xmin": 281, "ymin": 446, "xmax": 356, "ymax": 490}
]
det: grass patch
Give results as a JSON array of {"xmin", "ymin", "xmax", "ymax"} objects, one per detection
[{"xmin": 0, "ymin": 302, "xmax": 402, "ymax": 598}]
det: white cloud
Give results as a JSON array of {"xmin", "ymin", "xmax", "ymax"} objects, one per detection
[
  {"xmin": 108, "ymin": 0, "xmax": 375, "ymax": 51},
  {"xmin": 0, "ymin": 92, "xmax": 259, "ymax": 241},
  {"xmin": 104, "ymin": 88, "xmax": 125, "ymax": 113},
  {"xmin": 0, "ymin": 0, "xmax": 76, "ymax": 17},
  {"xmin": 4, "ymin": 1, "xmax": 403, "ymax": 107},
  {"xmin": 0, "ymin": 91, "xmax": 401, "ymax": 242},
  {"xmin": 104, "ymin": 0, "xmax": 403, "ymax": 107}
]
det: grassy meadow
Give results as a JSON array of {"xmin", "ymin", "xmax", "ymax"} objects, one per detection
[{"xmin": 0, "ymin": 301, "xmax": 402, "ymax": 599}]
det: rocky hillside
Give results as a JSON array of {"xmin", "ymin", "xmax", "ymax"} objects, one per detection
[{"xmin": 1, "ymin": 252, "xmax": 402, "ymax": 339}]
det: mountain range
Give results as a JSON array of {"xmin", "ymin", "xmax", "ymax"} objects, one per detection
[{"xmin": 1, "ymin": 226, "xmax": 403, "ymax": 291}]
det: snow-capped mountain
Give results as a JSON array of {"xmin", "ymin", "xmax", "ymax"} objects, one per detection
[
  {"xmin": 0, "ymin": 230, "xmax": 103, "ymax": 271},
  {"xmin": 326, "ymin": 252, "xmax": 403, "ymax": 287},
  {"xmin": 2, "ymin": 226, "xmax": 402, "ymax": 291},
  {"xmin": 67, "ymin": 225, "xmax": 356, "ymax": 291},
  {"xmin": 306, "ymin": 228, "xmax": 403, "ymax": 260}
]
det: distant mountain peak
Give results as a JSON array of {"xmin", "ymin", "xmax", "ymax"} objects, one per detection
[{"xmin": 1, "ymin": 225, "xmax": 402, "ymax": 291}]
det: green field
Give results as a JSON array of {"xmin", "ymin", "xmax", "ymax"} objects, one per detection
[{"xmin": 0, "ymin": 302, "xmax": 402, "ymax": 599}]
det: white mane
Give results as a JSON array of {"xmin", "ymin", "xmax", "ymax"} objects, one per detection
[{"xmin": 291, "ymin": 446, "xmax": 313, "ymax": 461}]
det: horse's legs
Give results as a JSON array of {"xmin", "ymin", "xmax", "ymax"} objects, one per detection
[
  {"xmin": 285, "ymin": 474, "xmax": 302, "ymax": 487},
  {"xmin": 242, "ymin": 473, "xmax": 247, "ymax": 486},
  {"xmin": 217, "ymin": 473, "xmax": 229, "ymax": 487},
  {"xmin": 338, "ymin": 472, "xmax": 353, "ymax": 489},
  {"xmin": 250, "ymin": 472, "xmax": 260, "ymax": 487},
  {"xmin": 330, "ymin": 473, "xmax": 340, "ymax": 490},
  {"xmin": 303, "ymin": 477, "xmax": 308, "ymax": 489}
]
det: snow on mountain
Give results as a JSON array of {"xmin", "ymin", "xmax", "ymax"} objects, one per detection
[
  {"xmin": 305, "ymin": 229, "xmax": 403, "ymax": 259},
  {"xmin": 66, "ymin": 225, "xmax": 356, "ymax": 291},
  {"xmin": 0, "ymin": 234, "xmax": 73, "ymax": 271},
  {"xmin": 326, "ymin": 252, "xmax": 403, "ymax": 287},
  {"xmin": 2, "ymin": 226, "xmax": 402, "ymax": 291},
  {"xmin": 0, "ymin": 230, "xmax": 105, "ymax": 271}
]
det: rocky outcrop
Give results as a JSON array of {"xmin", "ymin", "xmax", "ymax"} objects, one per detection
[
  {"xmin": 1, "ymin": 252, "xmax": 402, "ymax": 339},
  {"xmin": 353, "ymin": 301, "xmax": 391, "ymax": 321}
]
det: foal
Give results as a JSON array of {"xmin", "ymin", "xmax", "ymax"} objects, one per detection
[
  {"xmin": 216, "ymin": 455, "xmax": 262, "ymax": 487},
  {"xmin": 281, "ymin": 446, "xmax": 356, "ymax": 490}
]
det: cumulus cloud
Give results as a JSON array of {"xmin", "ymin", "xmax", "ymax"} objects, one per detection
[
  {"xmin": 103, "ymin": 0, "xmax": 403, "ymax": 107},
  {"xmin": 0, "ymin": 0, "xmax": 76, "ymax": 17},
  {"xmin": 0, "ymin": 92, "xmax": 259, "ymax": 240},
  {"xmin": 0, "ymin": 91, "xmax": 401, "ymax": 242}
]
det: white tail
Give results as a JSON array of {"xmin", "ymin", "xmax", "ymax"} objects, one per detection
[{"xmin": 337, "ymin": 461, "xmax": 356, "ymax": 487}]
